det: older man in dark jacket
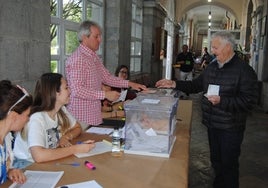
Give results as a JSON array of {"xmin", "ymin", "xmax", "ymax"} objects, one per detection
[{"xmin": 155, "ymin": 31, "xmax": 258, "ymax": 188}]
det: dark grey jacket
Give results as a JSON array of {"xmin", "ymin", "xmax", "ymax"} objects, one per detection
[{"xmin": 175, "ymin": 54, "xmax": 258, "ymax": 131}]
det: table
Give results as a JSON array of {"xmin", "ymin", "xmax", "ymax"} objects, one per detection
[{"xmin": 3, "ymin": 100, "xmax": 192, "ymax": 188}]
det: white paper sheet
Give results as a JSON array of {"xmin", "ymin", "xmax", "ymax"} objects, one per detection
[
  {"xmin": 58, "ymin": 180, "xmax": 103, "ymax": 188},
  {"xmin": 74, "ymin": 141, "xmax": 111, "ymax": 158},
  {"xmin": 86, "ymin": 127, "xmax": 114, "ymax": 135},
  {"xmin": 9, "ymin": 170, "xmax": 64, "ymax": 188},
  {"xmin": 207, "ymin": 84, "xmax": 220, "ymax": 96},
  {"xmin": 112, "ymin": 89, "xmax": 128, "ymax": 104}
]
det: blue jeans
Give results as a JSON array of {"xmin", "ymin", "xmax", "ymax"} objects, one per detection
[
  {"xmin": 13, "ymin": 158, "xmax": 32, "ymax": 169},
  {"xmin": 207, "ymin": 128, "xmax": 244, "ymax": 188}
]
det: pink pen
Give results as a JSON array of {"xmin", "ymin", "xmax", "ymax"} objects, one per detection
[{"xmin": 84, "ymin": 160, "xmax": 96, "ymax": 170}]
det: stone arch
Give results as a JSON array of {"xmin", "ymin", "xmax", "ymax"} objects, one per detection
[{"xmin": 178, "ymin": 1, "xmax": 240, "ymax": 26}]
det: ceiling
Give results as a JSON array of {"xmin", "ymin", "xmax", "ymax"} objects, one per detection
[{"xmin": 186, "ymin": 5, "xmax": 236, "ymax": 33}]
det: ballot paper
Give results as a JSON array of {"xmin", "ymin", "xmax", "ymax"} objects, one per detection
[
  {"xmin": 207, "ymin": 84, "xmax": 220, "ymax": 96},
  {"xmin": 112, "ymin": 89, "xmax": 128, "ymax": 104},
  {"xmin": 74, "ymin": 141, "xmax": 111, "ymax": 158},
  {"xmin": 86, "ymin": 127, "xmax": 114, "ymax": 135},
  {"xmin": 9, "ymin": 170, "xmax": 64, "ymax": 188},
  {"xmin": 58, "ymin": 180, "xmax": 103, "ymax": 188}
]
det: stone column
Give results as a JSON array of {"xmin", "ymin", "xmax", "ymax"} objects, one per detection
[
  {"xmin": 0, "ymin": 0, "xmax": 50, "ymax": 92},
  {"xmin": 143, "ymin": 1, "xmax": 167, "ymax": 84}
]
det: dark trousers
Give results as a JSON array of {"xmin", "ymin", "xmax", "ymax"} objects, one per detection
[{"xmin": 207, "ymin": 128, "xmax": 244, "ymax": 188}]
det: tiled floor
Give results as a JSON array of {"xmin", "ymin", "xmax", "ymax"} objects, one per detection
[{"xmin": 187, "ymin": 93, "xmax": 268, "ymax": 188}]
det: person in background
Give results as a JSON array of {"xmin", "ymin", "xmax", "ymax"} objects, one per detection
[
  {"xmin": 155, "ymin": 31, "xmax": 258, "ymax": 188},
  {"xmin": 13, "ymin": 73, "xmax": 95, "ymax": 164},
  {"xmin": 0, "ymin": 80, "xmax": 32, "ymax": 185},
  {"xmin": 65, "ymin": 20, "xmax": 146, "ymax": 128},
  {"xmin": 115, "ymin": 65, "xmax": 129, "ymax": 80},
  {"xmin": 176, "ymin": 44, "xmax": 195, "ymax": 81},
  {"xmin": 200, "ymin": 47, "xmax": 212, "ymax": 69},
  {"xmin": 101, "ymin": 65, "xmax": 137, "ymax": 119},
  {"xmin": 114, "ymin": 65, "xmax": 137, "ymax": 101},
  {"xmin": 175, "ymin": 44, "xmax": 195, "ymax": 98}
]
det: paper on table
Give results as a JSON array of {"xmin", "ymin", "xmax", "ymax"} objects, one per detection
[
  {"xmin": 112, "ymin": 89, "xmax": 127, "ymax": 104},
  {"xmin": 58, "ymin": 180, "xmax": 103, "ymax": 188},
  {"xmin": 86, "ymin": 127, "xmax": 114, "ymax": 135},
  {"xmin": 9, "ymin": 170, "xmax": 64, "ymax": 188},
  {"xmin": 75, "ymin": 141, "xmax": 111, "ymax": 158}
]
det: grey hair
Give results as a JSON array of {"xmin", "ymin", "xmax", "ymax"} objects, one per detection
[
  {"xmin": 77, "ymin": 20, "xmax": 101, "ymax": 42},
  {"xmin": 211, "ymin": 31, "xmax": 236, "ymax": 50}
]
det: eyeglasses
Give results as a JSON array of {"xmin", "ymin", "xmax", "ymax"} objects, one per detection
[
  {"xmin": 119, "ymin": 71, "xmax": 128, "ymax": 74},
  {"xmin": 8, "ymin": 85, "xmax": 29, "ymax": 114}
]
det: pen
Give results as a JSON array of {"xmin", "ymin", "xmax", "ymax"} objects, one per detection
[{"xmin": 84, "ymin": 160, "xmax": 96, "ymax": 170}]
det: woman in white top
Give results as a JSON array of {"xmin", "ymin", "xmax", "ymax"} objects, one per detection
[
  {"xmin": 0, "ymin": 80, "xmax": 32, "ymax": 185},
  {"xmin": 14, "ymin": 73, "xmax": 95, "ymax": 163}
]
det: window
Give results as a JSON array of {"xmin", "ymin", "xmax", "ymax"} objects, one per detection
[
  {"xmin": 50, "ymin": 0, "xmax": 103, "ymax": 74},
  {"xmin": 131, "ymin": 1, "xmax": 143, "ymax": 72}
]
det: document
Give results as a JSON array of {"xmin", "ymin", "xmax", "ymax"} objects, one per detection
[
  {"xmin": 58, "ymin": 180, "xmax": 103, "ymax": 188},
  {"xmin": 86, "ymin": 126, "xmax": 114, "ymax": 135},
  {"xmin": 207, "ymin": 84, "xmax": 220, "ymax": 96},
  {"xmin": 112, "ymin": 89, "xmax": 127, "ymax": 104},
  {"xmin": 75, "ymin": 141, "xmax": 111, "ymax": 158},
  {"xmin": 9, "ymin": 170, "xmax": 64, "ymax": 188}
]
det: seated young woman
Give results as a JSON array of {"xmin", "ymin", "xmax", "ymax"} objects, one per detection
[
  {"xmin": 13, "ymin": 73, "xmax": 95, "ymax": 165},
  {"xmin": 0, "ymin": 80, "xmax": 32, "ymax": 185}
]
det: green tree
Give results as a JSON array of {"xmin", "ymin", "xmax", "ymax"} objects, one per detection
[{"xmin": 50, "ymin": 0, "xmax": 82, "ymax": 42}]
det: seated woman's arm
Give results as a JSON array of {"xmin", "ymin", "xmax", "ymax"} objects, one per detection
[
  {"xmin": 58, "ymin": 123, "xmax": 82, "ymax": 147},
  {"xmin": 30, "ymin": 140, "xmax": 95, "ymax": 163}
]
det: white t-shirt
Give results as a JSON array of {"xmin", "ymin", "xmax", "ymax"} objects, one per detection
[{"xmin": 13, "ymin": 106, "xmax": 77, "ymax": 162}]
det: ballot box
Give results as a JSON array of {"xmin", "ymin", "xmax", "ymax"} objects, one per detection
[{"xmin": 123, "ymin": 95, "xmax": 179, "ymax": 157}]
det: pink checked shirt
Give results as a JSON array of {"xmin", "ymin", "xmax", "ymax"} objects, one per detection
[{"xmin": 65, "ymin": 44, "xmax": 128, "ymax": 125}]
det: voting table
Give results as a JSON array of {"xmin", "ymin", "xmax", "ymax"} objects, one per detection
[{"xmin": 3, "ymin": 100, "xmax": 192, "ymax": 188}]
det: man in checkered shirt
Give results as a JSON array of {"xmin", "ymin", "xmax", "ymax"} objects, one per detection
[{"xmin": 65, "ymin": 20, "xmax": 147, "ymax": 128}]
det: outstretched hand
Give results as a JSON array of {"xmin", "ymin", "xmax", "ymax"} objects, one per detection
[
  {"xmin": 128, "ymin": 81, "xmax": 147, "ymax": 92},
  {"xmin": 155, "ymin": 79, "xmax": 176, "ymax": 88}
]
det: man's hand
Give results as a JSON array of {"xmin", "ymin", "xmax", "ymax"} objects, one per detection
[
  {"xmin": 105, "ymin": 90, "xmax": 120, "ymax": 102},
  {"xmin": 207, "ymin": 95, "xmax": 221, "ymax": 105},
  {"xmin": 128, "ymin": 81, "xmax": 147, "ymax": 92},
  {"xmin": 155, "ymin": 79, "xmax": 176, "ymax": 88}
]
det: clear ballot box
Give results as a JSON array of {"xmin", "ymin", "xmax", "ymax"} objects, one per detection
[{"xmin": 123, "ymin": 95, "xmax": 179, "ymax": 158}]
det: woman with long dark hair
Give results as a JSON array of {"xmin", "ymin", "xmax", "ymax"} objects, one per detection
[{"xmin": 0, "ymin": 80, "xmax": 32, "ymax": 184}]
